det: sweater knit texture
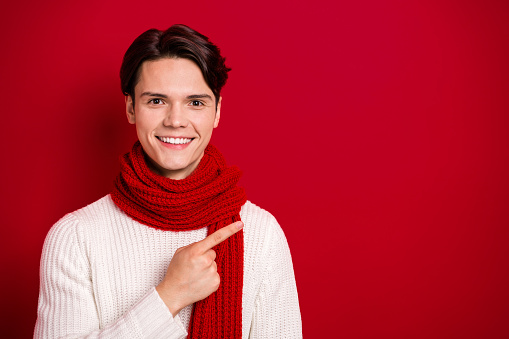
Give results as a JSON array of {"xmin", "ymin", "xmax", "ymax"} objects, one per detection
[{"xmin": 35, "ymin": 195, "xmax": 302, "ymax": 338}]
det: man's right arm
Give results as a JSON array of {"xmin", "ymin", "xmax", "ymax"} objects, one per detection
[{"xmin": 34, "ymin": 213, "xmax": 187, "ymax": 339}]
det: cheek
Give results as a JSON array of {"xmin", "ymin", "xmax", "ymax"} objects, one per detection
[
  {"xmin": 134, "ymin": 111, "xmax": 158, "ymax": 134},
  {"xmin": 196, "ymin": 114, "xmax": 217, "ymax": 132}
]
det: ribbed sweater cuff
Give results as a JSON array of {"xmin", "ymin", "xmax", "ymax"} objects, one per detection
[{"xmin": 130, "ymin": 287, "xmax": 188, "ymax": 338}]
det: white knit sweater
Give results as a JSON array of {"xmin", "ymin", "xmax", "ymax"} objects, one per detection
[{"xmin": 34, "ymin": 195, "xmax": 302, "ymax": 338}]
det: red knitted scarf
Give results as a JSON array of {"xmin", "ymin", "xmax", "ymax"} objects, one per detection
[{"xmin": 111, "ymin": 141, "xmax": 246, "ymax": 338}]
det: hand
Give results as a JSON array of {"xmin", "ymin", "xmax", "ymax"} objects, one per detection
[{"xmin": 156, "ymin": 221, "xmax": 244, "ymax": 316}]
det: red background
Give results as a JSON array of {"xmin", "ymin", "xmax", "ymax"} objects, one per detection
[{"xmin": 1, "ymin": 0, "xmax": 508, "ymax": 338}]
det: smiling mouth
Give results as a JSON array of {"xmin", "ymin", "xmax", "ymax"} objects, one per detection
[{"xmin": 156, "ymin": 136, "xmax": 194, "ymax": 145}]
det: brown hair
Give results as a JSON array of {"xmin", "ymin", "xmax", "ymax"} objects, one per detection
[{"xmin": 120, "ymin": 24, "xmax": 230, "ymax": 107}]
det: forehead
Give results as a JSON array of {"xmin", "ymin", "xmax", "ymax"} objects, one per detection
[{"xmin": 135, "ymin": 58, "xmax": 212, "ymax": 96}]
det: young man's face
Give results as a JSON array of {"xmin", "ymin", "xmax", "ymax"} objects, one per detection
[{"xmin": 126, "ymin": 57, "xmax": 220, "ymax": 179}]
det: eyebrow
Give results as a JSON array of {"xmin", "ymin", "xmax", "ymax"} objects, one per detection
[
  {"xmin": 186, "ymin": 94, "xmax": 213, "ymax": 101},
  {"xmin": 140, "ymin": 92, "xmax": 168, "ymax": 98},
  {"xmin": 140, "ymin": 92, "xmax": 213, "ymax": 101}
]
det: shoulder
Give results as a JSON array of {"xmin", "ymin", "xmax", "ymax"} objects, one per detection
[
  {"xmin": 240, "ymin": 200, "xmax": 278, "ymax": 227},
  {"xmin": 240, "ymin": 200, "xmax": 290, "ymax": 259},
  {"xmin": 53, "ymin": 194, "xmax": 126, "ymax": 233},
  {"xmin": 69, "ymin": 194, "xmax": 122, "ymax": 224},
  {"xmin": 43, "ymin": 195, "xmax": 121, "ymax": 250},
  {"xmin": 240, "ymin": 200, "xmax": 283, "ymax": 239}
]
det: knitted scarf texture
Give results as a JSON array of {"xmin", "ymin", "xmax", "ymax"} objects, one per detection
[{"xmin": 111, "ymin": 141, "xmax": 247, "ymax": 338}]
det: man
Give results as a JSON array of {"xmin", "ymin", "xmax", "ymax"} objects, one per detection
[{"xmin": 35, "ymin": 24, "xmax": 301, "ymax": 338}]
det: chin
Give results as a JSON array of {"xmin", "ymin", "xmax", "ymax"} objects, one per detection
[{"xmin": 157, "ymin": 160, "xmax": 196, "ymax": 177}]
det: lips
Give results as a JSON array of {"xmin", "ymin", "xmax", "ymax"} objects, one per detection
[{"xmin": 156, "ymin": 136, "xmax": 193, "ymax": 145}]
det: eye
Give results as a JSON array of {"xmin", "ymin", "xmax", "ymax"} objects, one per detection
[
  {"xmin": 149, "ymin": 98, "xmax": 164, "ymax": 105},
  {"xmin": 190, "ymin": 100, "xmax": 204, "ymax": 107}
]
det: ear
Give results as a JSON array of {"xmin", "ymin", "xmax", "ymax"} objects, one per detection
[
  {"xmin": 213, "ymin": 96, "xmax": 222, "ymax": 128},
  {"xmin": 126, "ymin": 95, "xmax": 135, "ymax": 124}
]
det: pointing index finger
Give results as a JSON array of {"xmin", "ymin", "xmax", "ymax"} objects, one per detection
[{"xmin": 198, "ymin": 221, "xmax": 244, "ymax": 251}]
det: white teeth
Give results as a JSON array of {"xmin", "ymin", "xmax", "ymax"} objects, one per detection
[{"xmin": 158, "ymin": 137, "xmax": 192, "ymax": 145}]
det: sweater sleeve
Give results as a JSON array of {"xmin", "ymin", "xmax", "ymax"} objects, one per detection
[
  {"xmin": 249, "ymin": 217, "xmax": 302, "ymax": 338},
  {"xmin": 34, "ymin": 214, "xmax": 187, "ymax": 339}
]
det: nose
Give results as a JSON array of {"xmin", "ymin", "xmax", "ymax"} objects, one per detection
[{"xmin": 163, "ymin": 104, "xmax": 188, "ymax": 128}]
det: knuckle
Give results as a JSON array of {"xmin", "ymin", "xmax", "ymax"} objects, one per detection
[
  {"xmin": 213, "ymin": 274, "xmax": 220, "ymax": 289},
  {"xmin": 188, "ymin": 247, "xmax": 200, "ymax": 257},
  {"xmin": 195, "ymin": 255, "xmax": 207, "ymax": 267}
]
